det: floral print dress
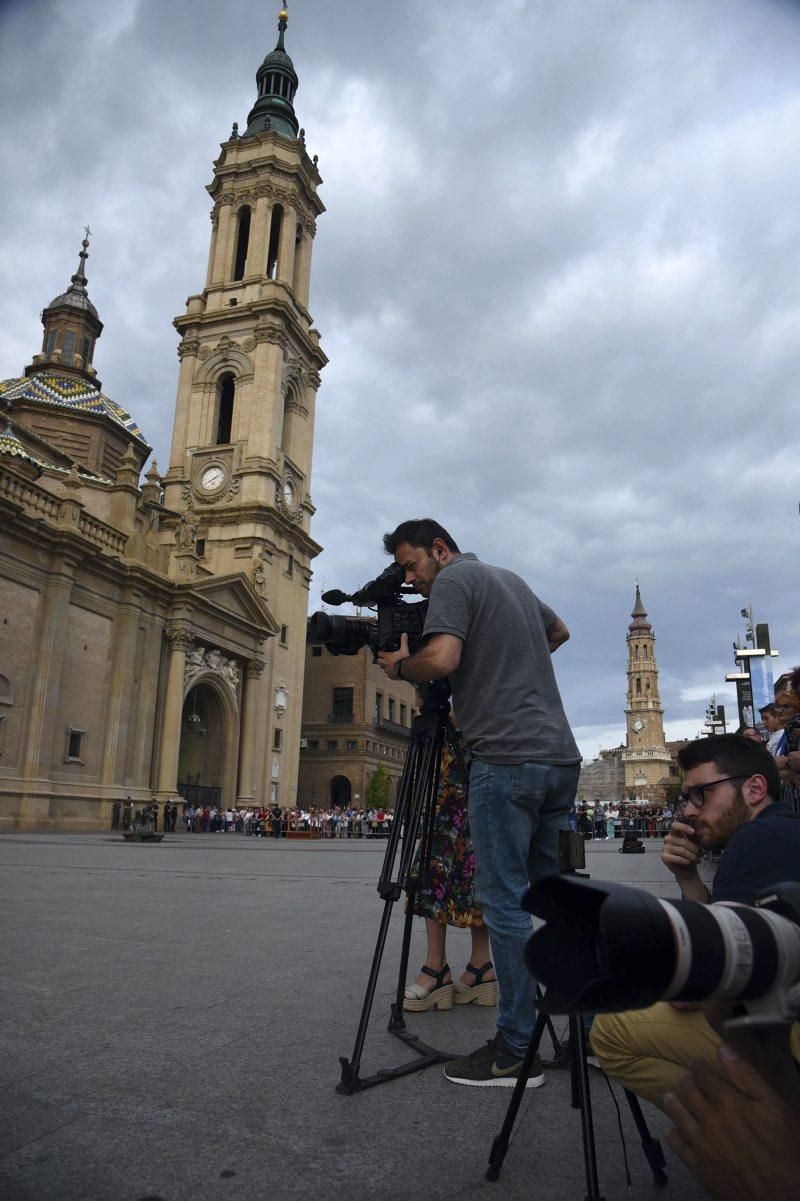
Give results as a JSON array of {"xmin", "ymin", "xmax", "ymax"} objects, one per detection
[{"xmin": 411, "ymin": 742, "xmax": 483, "ymax": 929}]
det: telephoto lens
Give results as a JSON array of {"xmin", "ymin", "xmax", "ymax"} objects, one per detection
[{"xmin": 524, "ymin": 874, "xmax": 800, "ymax": 1022}]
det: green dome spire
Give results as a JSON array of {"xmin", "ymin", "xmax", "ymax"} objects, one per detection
[{"xmin": 242, "ymin": 8, "xmax": 300, "ymax": 140}]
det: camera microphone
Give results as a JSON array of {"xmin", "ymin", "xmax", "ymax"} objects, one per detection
[{"xmin": 321, "ymin": 589, "xmax": 349, "ymax": 606}]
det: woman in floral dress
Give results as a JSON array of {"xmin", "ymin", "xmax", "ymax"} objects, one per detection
[{"xmin": 403, "ymin": 741, "xmax": 498, "ymax": 1012}]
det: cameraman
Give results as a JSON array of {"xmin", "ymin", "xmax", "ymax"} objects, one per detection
[
  {"xmin": 590, "ymin": 734, "xmax": 800, "ymax": 1108},
  {"xmin": 377, "ymin": 518, "xmax": 580, "ymax": 1088}
]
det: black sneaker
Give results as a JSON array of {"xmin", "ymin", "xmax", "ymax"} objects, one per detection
[{"xmin": 444, "ymin": 1033, "xmax": 545, "ymax": 1088}]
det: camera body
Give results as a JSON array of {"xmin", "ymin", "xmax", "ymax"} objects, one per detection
[{"xmin": 307, "ymin": 561, "xmax": 428, "ymax": 659}]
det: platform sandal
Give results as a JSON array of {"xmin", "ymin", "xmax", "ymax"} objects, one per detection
[
  {"xmin": 453, "ymin": 961, "xmax": 499, "ymax": 1007},
  {"xmin": 403, "ymin": 964, "xmax": 454, "ymax": 1012}
]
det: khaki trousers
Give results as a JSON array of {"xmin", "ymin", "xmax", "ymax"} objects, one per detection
[{"xmin": 590, "ymin": 1003, "xmax": 800, "ymax": 1111}]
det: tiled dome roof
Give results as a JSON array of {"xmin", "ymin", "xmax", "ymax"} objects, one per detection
[{"xmin": 0, "ymin": 372, "xmax": 148, "ymax": 445}]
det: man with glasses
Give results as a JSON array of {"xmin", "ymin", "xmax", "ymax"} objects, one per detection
[{"xmin": 589, "ymin": 734, "xmax": 800, "ymax": 1108}]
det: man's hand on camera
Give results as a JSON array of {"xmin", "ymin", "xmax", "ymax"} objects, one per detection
[{"xmin": 377, "ymin": 633, "xmax": 410, "ymax": 680}]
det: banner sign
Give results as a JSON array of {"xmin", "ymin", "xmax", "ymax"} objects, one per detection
[
  {"xmin": 735, "ymin": 677, "xmax": 754, "ymax": 729},
  {"xmin": 749, "ymin": 653, "xmax": 775, "ymax": 716}
]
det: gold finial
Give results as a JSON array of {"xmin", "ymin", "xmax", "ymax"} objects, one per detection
[{"xmin": 279, "ymin": 8, "xmax": 288, "ymax": 20}]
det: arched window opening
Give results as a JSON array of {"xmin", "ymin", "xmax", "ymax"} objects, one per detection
[
  {"xmin": 267, "ymin": 204, "xmax": 283, "ymax": 278},
  {"xmin": 216, "ymin": 374, "xmax": 235, "ymax": 445},
  {"xmin": 636, "ymin": 677, "xmax": 641, "ymax": 695},
  {"xmin": 645, "ymin": 681, "xmax": 651, "ymax": 693},
  {"xmin": 643, "ymin": 645, "xmax": 648, "ymax": 659},
  {"xmin": 45, "ymin": 329, "xmax": 57, "ymax": 355},
  {"xmin": 61, "ymin": 330, "xmax": 76, "ymax": 365},
  {"xmin": 232, "ymin": 205, "xmax": 251, "ymax": 281},
  {"xmin": 634, "ymin": 645, "xmax": 639, "ymax": 659},
  {"xmin": 292, "ymin": 229, "xmax": 304, "ymax": 294}
]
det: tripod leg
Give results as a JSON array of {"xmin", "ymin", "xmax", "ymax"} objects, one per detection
[
  {"xmin": 624, "ymin": 1089, "xmax": 668, "ymax": 1185},
  {"xmin": 389, "ymin": 893, "xmax": 417, "ymax": 1032},
  {"xmin": 338, "ymin": 897, "xmax": 396, "ymax": 1092},
  {"xmin": 570, "ymin": 1014, "xmax": 605, "ymax": 1201},
  {"xmin": 486, "ymin": 1011, "xmax": 548, "ymax": 1183}
]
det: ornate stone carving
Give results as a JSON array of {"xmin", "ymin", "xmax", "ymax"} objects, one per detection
[
  {"xmin": 252, "ymin": 557, "xmax": 269, "ymax": 598},
  {"xmin": 308, "ymin": 369, "xmax": 322, "ymax": 391},
  {"xmin": 198, "ymin": 346, "xmax": 211, "ymax": 361},
  {"xmin": 242, "ymin": 336, "xmax": 256, "ymax": 353},
  {"xmin": 177, "ymin": 335, "xmax": 201, "ymax": 361},
  {"xmin": 185, "ymin": 644, "xmax": 241, "ymax": 698},
  {"xmin": 166, "ymin": 626, "xmax": 194, "ymax": 654},
  {"xmin": 274, "ymin": 685, "xmax": 288, "ymax": 718},
  {"xmin": 246, "ymin": 658, "xmax": 266, "ymax": 680},
  {"xmin": 219, "ymin": 191, "xmax": 236, "ymax": 207},
  {"xmin": 175, "ymin": 510, "xmax": 199, "ymax": 550},
  {"xmin": 254, "ymin": 320, "xmax": 287, "ymax": 350}
]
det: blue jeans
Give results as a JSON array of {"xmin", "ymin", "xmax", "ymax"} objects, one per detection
[{"xmin": 468, "ymin": 759, "xmax": 580, "ymax": 1056}]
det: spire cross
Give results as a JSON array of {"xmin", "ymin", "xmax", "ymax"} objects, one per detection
[{"xmin": 84, "ymin": 225, "xmax": 92, "ymax": 242}]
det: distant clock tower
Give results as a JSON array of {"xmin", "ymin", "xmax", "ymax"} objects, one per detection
[{"xmin": 621, "ymin": 585, "xmax": 672, "ymax": 800}]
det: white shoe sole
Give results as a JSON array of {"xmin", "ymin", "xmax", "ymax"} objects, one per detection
[{"xmin": 444, "ymin": 1069, "xmax": 545, "ymax": 1088}]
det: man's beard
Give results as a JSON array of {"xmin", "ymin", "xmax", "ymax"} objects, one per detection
[{"xmin": 695, "ymin": 787, "xmax": 750, "ymax": 850}]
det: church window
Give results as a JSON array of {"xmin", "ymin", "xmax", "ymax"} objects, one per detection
[
  {"xmin": 267, "ymin": 205, "xmax": 283, "ymax": 278},
  {"xmin": 216, "ymin": 374, "xmax": 235, "ymax": 444},
  {"xmin": 636, "ymin": 678, "xmax": 641, "ymax": 695},
  {"xmin": 45, "ymin": 329, "xmax": 57, "ymax": 355},
  {"xmin": 81, "ymin": 336, "xmax": 91, "ymax": 363},
  {"xmin": 61, "ymin": 330, "xmax": 76, "ymax": 365},
  {"xmin": 643, "ymin": 645, "xmax": 648, "ymax": 659},
  {"xmin": 232, "ymin": 205, "xmax": 251, "ymax": 280},
  {"xmin": 646, "ymin": 681, "xmax": 651, "ymax": 693},
  {"xmin": 65, "ymin": 726, "xmax": 86, "ymax": 763},
  {"xmin": 280, "ymin": 624, "xmax": 288, "ymax": 645},
  {"xmin": 287, "ymin": 554, "xmax": 294, "ymax": 576},
  {"xmin": 273, "ymin": 728, "xmax": 282, "ymax": 751},
  {"xmin": 195, "ymin": 539, "xmax": 205, "ymax": 558},
  {"xmin": 634, "ymin": 645, "xmax": 639, "ymax": 659}
]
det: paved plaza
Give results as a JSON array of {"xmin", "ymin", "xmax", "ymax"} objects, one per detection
[{"xmin": 0, "ymin": 833, "xmax": 712, "ymax": 1201}]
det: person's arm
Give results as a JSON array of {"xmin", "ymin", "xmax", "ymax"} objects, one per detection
[
  {"xmin": 661, "ymin": 820, "xmax": 710, "ymax": 902},
  {"xmin": 546, "ymin": 616, "xmax": 570, "ymax": 654},
  {"xmin": 377, "ymin": 631, "xmax": 462, "ymax": 681}
]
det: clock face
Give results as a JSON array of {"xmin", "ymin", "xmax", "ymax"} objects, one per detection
[
  {"xmin": 283, "ymin": 479, "xmax": 295, "ymax": 508},
  {"xmin": 633, "ymin": 719, "xmax": 644, "ymax": 733},
  {"xmin": 201, "ymin": 465, "xmax": 226, "ymax": 492}
]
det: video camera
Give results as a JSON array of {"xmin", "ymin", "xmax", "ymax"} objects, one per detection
[
  {"xmin": 307, "ymin": 562, "xmax": 428, "ymax": 659},
  {"xmin": 524, "ymin": 875, "xmax": 800, "ymax": 1033}
]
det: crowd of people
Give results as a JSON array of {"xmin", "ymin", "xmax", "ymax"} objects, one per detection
[
  {"xmin": 177, "ymin": 802, "xmax": 394, "ymax": 839},
  {"xmin": 572, "ymin": 800, "xmax": 674, "ymax": 839}
]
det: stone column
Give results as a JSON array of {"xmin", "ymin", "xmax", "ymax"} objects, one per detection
[
  {"xmin": 276, "ymin": 205, "xmax": 298, "ymax": 285},
  {"xmin": 211, "ymin": 193, "xmax": 236, "ymax": 284},
  {"xmin": 251, "ymin": 192, "xmax": 273, "ymax": 277},
  {"xmin": 292, "ymin": 222, "xmax": 314, "ymax": 308},
  {"xmin": 99, "ymin": 590, "xmax": 143, "ymax": 803},
  {"xmin": 19, "ymin": 550, "xmax": 78, "ymax": 829},
  {"xmin": 156, "ymin": 624, "xmax": 193, "ymax": 800},
  {"xmin": 205, "ymin": 205, "xmax": 219, "ymax": 287},
  {"xmin": 237, "ymin": 658, "xmax": 265, "ymax": 805}
]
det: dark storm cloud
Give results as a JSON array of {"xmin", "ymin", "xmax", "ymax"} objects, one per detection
[{"xmin": 2, "ymin": 0, "xmax": 799, "ymax": 757}]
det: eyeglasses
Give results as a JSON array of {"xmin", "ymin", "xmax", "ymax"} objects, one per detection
[
  {"xmin": 774, "ymin": 705, "xmax": 795, "ymax": 713},
  {"xmin": 676, "ymin": 774, "xmax": 751, "ymax": 811}
]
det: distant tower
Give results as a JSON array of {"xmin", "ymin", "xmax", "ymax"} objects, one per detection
[
  {"xmin": 162, "ymin": 7, "xmax": 327, "ymax": 809},
  {"xmin": 621, "ymin": 585, "xmax": 672, "ymax": 800}
]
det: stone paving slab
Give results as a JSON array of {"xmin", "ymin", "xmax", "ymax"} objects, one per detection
[{"xmin": 0, "ymin": 834, "xmax": 712, "ymax": 1201}]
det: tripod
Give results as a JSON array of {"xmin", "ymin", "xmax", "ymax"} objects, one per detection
[
  {"xmin": 486, "ymin": 999, "xmax": 668, "ymax": 1196},
  {"xmin": 337, "ymin": 680, "xmax": 468, "ymax": 1095}
]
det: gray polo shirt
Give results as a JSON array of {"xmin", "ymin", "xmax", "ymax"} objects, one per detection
[{"xmin": 422, "ymin": 553, "xmax": 580, "ymax": 765}]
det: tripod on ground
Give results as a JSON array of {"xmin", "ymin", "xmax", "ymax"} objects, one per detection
[
  {"xmin": 337, "ymin": 680, "xmax": 467, "ymax": 1095},
  {"xmin": 486, "ymin": 994, "xmax": 668, "ymax": 1195}
]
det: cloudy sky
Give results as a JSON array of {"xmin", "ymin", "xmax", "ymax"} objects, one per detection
[{"xmin": 2, "ymin": 0, "xmax": 799, "ymax": 760}]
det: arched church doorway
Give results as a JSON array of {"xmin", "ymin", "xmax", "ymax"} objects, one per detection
[
  {"xmin": 178, "ymin": 683, "xmax": 227, "ymax": 805},
  {"xmin": 330, "ymin": 775, "xmax": 351, "ymax": 808}
]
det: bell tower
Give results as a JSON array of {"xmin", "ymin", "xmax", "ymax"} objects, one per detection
[
  {"xmin": 621, "ymin": 585, "xmax": 672, "ymax": 800},
  {"xmin": 162, "ymin": 7, "xmax": 327, "ymax": 808}
]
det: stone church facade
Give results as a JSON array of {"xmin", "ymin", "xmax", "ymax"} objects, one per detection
[{"xmin": 0, "ymin": 12, "xmax": 325, "ymax": 830}]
